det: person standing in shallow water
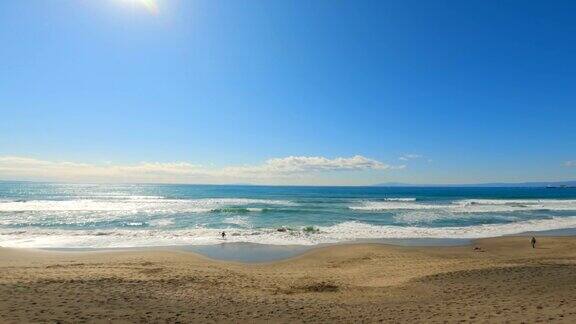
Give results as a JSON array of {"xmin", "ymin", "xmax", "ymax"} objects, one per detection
[
  {"xmin": 221, "ymin": 231, "xmax": 226, "ymax": 239},
  {"xmin": 531, "ymin": 236, "xmax": 536, "ymax": 249}
]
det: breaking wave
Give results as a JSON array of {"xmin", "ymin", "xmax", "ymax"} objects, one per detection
[
  {"xmin": 0, "ymin": 197, "xmax": 291, "ymax": 227},
  {"xmin": 350, "ymin": 199, "xmax": 576, "ymax": 213},
  {"xmin": 1, "ymin": 216, "xmax": 575, "ymax": 248},
  {"xmin": 384, "ymin": 198, "xmax": 417, "ymax": 202},
  {"xmin": 0, "ymin": 198, "xmax": 291, "ymax": 214}
]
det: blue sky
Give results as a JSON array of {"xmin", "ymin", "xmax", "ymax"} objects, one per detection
[{"xmin": 1, "ymin": 0, "xmax": 575, "ymax": 185}]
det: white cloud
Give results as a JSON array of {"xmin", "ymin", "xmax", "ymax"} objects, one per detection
[
  {"xmin": 0, "ymin": 156, "xmax": 207, "ymax": 182},
  {"xmin": 564, "ymin": 161, "xmax": 576, "ymax": 167},
  {"xmin": 261, "ymin": 155, "xmax": 395, "ymax": 172},
  {"xmin": 399, "ymin": 154, "xmax": 422, "ymax": 161},
  {"xmin": 0, "ymin": 155, "xmax": 403, "ymax": 184}
]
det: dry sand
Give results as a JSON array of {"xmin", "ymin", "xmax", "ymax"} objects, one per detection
[{"xmin": 1, "ymin": 236, "xmax": 575, "ymax": 323}]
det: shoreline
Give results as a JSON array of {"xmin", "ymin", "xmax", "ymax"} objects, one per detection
[{"xmin": 14, "ymin": 226, "xmax": 576, "ymax": 263}]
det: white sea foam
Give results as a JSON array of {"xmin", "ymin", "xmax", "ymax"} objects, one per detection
[
  {"xmin": 0, "ymin": 198, "xmax": 291, "ymax": 227},
  {"xmin": 125, "ymin": 222, "xmax": 145, "ymax": 227},
  {"xmin": 319, "ymin": 217, "xmax": 576, "ymax": 240},
  {"xmin": 350, "ymin": 201, "xmax": 444, "ymax": 211},
  {"xmin": 223, "ymin": 216, "xmax": 250, "ymax": 227},
  {"xmin": 0, "ymin": 198, "xmax": 293, "ymax": 213},
  {"xmin": 350, "ymin": 199, "xmax": 576, "ymax": 213},
  {"xmin": 148, "ymin": 218, "xmax": 175, "ymax": 227},
  {"xmin": 455, "ymin": 199, "xmax": 576, "ymax": 211},
  {"xmin": 391, "ymin": 210, "xmax": 520, "ymax": 224},
  {"xmin": 57, "ymin": 195, "xmax": 167, "ymax": 201},
  {"xmin": 1, "ymin": 216, "xmax": 575, "ymax": 248},
  {"xmin": 384, "ymin": 198, "xmax": 417, "ymax": 201}
]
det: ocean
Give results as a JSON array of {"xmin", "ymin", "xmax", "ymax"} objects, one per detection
[{"xmin": 1, "ymin": 182, "xmax": 576, "ymax": 249}]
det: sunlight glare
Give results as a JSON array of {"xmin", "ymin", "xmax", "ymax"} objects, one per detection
[{"xmin": 121, "ymin": 0, "xmax": 159, "ymax": 15}]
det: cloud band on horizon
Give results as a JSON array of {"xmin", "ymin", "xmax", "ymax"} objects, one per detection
[{"xmin": 0, "ymin": 155, "xmax": 405, "ymax": 185}]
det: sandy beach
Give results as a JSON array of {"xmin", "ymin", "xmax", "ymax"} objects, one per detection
[{"xmin": 1, "ymin": 236, "xmax": 575, "ymax": 323}]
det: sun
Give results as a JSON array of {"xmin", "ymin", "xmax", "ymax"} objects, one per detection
[{"xmin": 121, "ymin": 0, "xmax": 159, "ymax": 15}]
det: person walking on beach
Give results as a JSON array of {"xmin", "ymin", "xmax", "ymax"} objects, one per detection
[{"xmin": 531, "ymin": 236, "xmax": 536, "ymax": 249}]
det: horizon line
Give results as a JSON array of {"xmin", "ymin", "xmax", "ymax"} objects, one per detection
[{"xmin": 1, "ymin": 179, "xmax": 575, "ymax": 188}]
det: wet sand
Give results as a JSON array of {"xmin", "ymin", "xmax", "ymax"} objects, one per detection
[{"xmin": 1, "ymin": 236, "xmax": 575, "ymax": 323}]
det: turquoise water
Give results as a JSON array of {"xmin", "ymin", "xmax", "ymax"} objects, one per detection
[{"xmin": 1, "ymin": 182, "xmax": 576, "ymax": 248}]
